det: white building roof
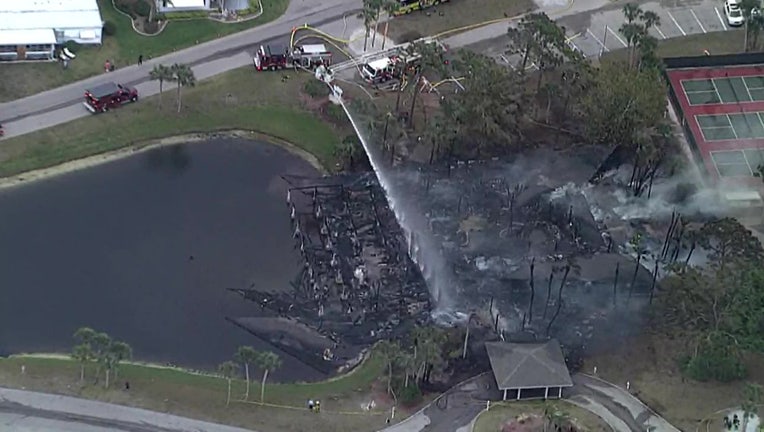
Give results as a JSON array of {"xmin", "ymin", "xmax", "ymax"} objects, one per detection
[
  {"xmin": 163, "ymin": 0, "xmax": 206, "ymax": 7},
  {"xmin": 0, "ymin": 29, "xmax": 56, "ymax": 45},
  {"xmin": 0, "ymin": 0, "xmax": 103, "ymax": 31}
]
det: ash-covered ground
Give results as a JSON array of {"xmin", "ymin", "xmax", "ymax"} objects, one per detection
[
  {"xmin": 233, "ymin": 142, "xmax": 733, "ymax": 372},
  {"xmin": 231, "ymin": 174, "xmax": 431, "ymax": 373}
]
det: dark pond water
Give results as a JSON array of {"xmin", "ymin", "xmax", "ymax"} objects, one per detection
[{"xmin": 0, "ymin": 138, "xmax": 321, "ymax": 380}]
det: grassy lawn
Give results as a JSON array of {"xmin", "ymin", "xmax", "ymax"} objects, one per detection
[
  {"xmin": 583, "ymin": 334, "xmax": 764, "ymax": 432},
  {"xmin": 472, "ymin": 401, "xmax": 610, "ymax": 432},
  {"xmin": 0, "ymin": 0, "xmax": 289, "ymax": 102},
  {"xmin": 0, "ymin": 352, "xmax": 405, "ymax": 432},
  {"xmin": 0, "ymin": 68, "xmax": 350, "ymax": 177},
  {"xmin": 385, "ymin": 0, "xmax": 537, "ymax": 43}
]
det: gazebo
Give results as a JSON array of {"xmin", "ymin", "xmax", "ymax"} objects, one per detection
[{"xmin": 485, "ymin": 339, "xmax": 573, "ymax": 400}]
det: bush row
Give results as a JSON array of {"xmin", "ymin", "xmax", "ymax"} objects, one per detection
[{"xmin": 156, "ymin": 10, "xmax": 210, "ymax": 20}]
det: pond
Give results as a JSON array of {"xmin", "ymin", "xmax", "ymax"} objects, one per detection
[{"xmin": 0, "ymin": 137, "xmax": 322, "ymax": 380}]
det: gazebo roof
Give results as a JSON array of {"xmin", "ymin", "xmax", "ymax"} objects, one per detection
[{"xmin": 485, "ymin": 339, "xmax": 573, "ymax": 390}]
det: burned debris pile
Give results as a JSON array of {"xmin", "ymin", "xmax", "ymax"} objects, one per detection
[
  {"xmin": 389, "ymin": 155, "xmax": 657, "ymax": 349},
  {"xmin": 233, "ymin": 174, "xmax": 430, "ymax": 371}
]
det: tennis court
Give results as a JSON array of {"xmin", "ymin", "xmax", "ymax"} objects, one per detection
[
  {"xmin": 710, "ymin": 148, "xmax": 764, "ymax": 177},
  {"xmin": 681, "ymin": 76, "xmax": 764, "ymax": 105},
  {"xmin": 696, "ymin": 112, "xmax": 764, "ymax": 141}
]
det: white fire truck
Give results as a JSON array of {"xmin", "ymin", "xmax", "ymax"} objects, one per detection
[
  {"xmin": 291, "ymin": 44, "xmax": 333, "ymax": 68},
  {"xmin": 360, "ymin": 54, "xmax": 421, "ymax": 84},
  {"xmin": 254, "ymin": 43, "xmax": 333, "ymax": 71}
]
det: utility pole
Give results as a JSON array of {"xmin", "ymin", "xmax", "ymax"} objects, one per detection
[{"xmin": 601, "ymin": 24, "xmax": 609, "ymax": 57}]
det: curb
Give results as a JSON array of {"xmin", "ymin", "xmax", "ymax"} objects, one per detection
[
  {"xmin": 577, "ymin": 373, "xmax": 682, "ymax": 431},
  {"xmin": 376, "ymin": 372, "xmax": 490, "ymax": 432},
  {"xmin": 110, "ymin": 0, "xmax": 168, "ymax": 37}
]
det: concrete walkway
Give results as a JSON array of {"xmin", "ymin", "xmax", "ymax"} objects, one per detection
[
  {"xmin": 0, "ymin": 387, "xmax": 256, "ymax": 432},
  {"xmin": 0, "ymin": 371, "xmax": 683, "ymax": 432},
  {"xmin": 378, "ymin": 373, "xmax": 494, "ymax": 432},
  {"xmin": 568, "ymin": 374, "xmax": 682, "ymax": 432}
]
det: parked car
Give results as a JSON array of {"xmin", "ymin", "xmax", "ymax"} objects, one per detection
[
  {"xmin": 83, "ymin": 82, "xmax": 138, "ymax": 114},
  {"xmin": 725, "ymin": 0, "xmax": 745, "ymax": 26}
]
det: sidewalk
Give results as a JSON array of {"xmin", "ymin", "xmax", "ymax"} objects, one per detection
[
  {"xmin": 0, "ymin": 387, "xmax": 256, "ymax": 432},
  {"xmin": 568, "ymin": 374, "xmax": 682, "ymax": 432}
]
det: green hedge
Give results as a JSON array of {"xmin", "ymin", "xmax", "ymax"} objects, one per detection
[{"xmin": 158, "ymin": 11, "xmax": 210, "ymax": 20}]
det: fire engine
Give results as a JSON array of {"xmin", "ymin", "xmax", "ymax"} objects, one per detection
[
  {"xmin": 254, "ymin": 43, "xmax": 332, "ymax": 71},
  {"xmin": 290, "ymin": 44, "xmax": 333, "ymax": 68},
  {"xmin": 83, "ymin": 82, "xmax": 139, "ymax": 114},
  {"xmin": 392, "ymin": 0, "xmax": 450, "ymax": 16},
  {"xmin": 253, "ymin": 44, "xmax": 289, "ymax": 71},
  {"xmin": 360, "ymin": 54, "xmax": 421, "ymax": 84}
]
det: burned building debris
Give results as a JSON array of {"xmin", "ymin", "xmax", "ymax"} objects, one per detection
[
  {"xmin": 231, "ymin": 174, "xmax": 430, "ymax": 371},
  {"xmin": 387, "ymin": 153, "xmax": 659, "ymax": 351}
]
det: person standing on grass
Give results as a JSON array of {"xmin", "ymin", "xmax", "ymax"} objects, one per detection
[{"xmin": 138, "ymin": 54, "xmax": 143, "ymax": 65}]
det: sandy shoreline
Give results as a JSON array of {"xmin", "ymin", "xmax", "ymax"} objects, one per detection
[{"xmin": 0, "ymin": 130, "xmax": 327, "ymax": 191}]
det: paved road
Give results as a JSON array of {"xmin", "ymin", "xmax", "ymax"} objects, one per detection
[
  {"xmin": 0, "ymin": 387, "xmax": 255, "ymax": 432},
  {"xmin": 0, "ymin": 0, "xmax": 608, "ymax": 140},
  {"xmin": 0, "ymin": 0, "xmax": 362, "ymax": 139}
]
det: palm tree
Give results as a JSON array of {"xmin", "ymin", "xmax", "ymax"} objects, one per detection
[
  {"xmin": 381, "ymin": 0, "xmax": 399, "ymax": 50},
  {"xmin": 74, "ymin": 327, "xmax": 96, "ymax": 346},
  {"xmin": 622, "ymin": 2, "xmax": 643, "ymax": 24},
  {"xmin": 358, "ymin": 6, "xmax": 376, "ymax": 52},
  {"xmin": 405, "ymin": 40, "xmax": 445, "ymax": 129},
  {"xmin": 377, "ymin": 340, "xmax": 401, "ymax": 396},
  {"xmin": 71, "ymin": 344, "xmax": 93, "ymax": 383},
  {"xmin": 91, "ymin": 331, "xmax": 112, "ymax": 384},
  {"xmin": 336, "ymin": 134, "xmax": 360, "ymax": 169},
  {"xmin": 234, "ymin": 346, "xmax": 258, "ymax": 401},
  {"xmin": 395, "ymin": 351, "xmax": 417, "ymax": 388},
  {"xmin": 218, "ymin": 361, "xmax": 238, "ymax": 406},
  {"xmin": 171, "ymin": 63, "xmax": 196, "ymax": 113},
  {"xmin": 256, "ymin": 351, "xmax": 281, "ymax": 403},
  {"xmin": 369, "ymin": 0, "xmax": 383, "ymax": 48},
  {"xmin": 108, "ymin": 341, "xmax": 132, "ymax": 384},
  {"xmin": 149, "ymin": 64, "xmax": 174, "ymax": 109}
]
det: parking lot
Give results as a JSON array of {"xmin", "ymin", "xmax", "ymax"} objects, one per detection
[
  {"xmin": 563, "ymin": 0, "xmax": 735, "ymax": 58},
  {"xmin": 469, "ymin": 0, "xmax": 739, "ymax": 69}
]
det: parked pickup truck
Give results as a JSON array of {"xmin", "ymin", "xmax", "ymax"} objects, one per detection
[{"xmin": 83, "ymin": 82, "xmax": 138, "ymax": 114}]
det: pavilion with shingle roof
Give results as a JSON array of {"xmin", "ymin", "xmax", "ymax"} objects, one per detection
[{"xmin": 485, "ymin": 339, "xmax": 573, "ymax": 400}]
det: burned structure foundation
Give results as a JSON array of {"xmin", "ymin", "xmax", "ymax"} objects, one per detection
[{"xmin": 230, "ymin": 174, "xmax": 430, "ymax": 372}]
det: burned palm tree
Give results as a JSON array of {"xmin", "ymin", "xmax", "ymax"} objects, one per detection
[{"xmin": 546, "ymin": 263, "xmax": 571, "ymax": 337}]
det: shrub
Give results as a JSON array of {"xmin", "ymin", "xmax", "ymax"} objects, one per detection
[
  {"xmin": 303, "ymin": 79, "xmax": 328, "ymax": 99},
  {"xmin": 64, "ymin": 40, "xmax": 81, "ymax": 52},
  {"xmin": 114, "ymin": 0, "xmax": 134, "ymax": 17},
  {"xmin": 103, "ymin": 20, "xmax": 117, "ymax": 36},
  {"xmin": 325, "ymin": 104, "xmax": 346, "ymax": 124},
  {"xmin": 163, "ymin": 11, "xmax": 210, "ymax": 20},
  {"xmin": 133, "ymin": 0, "xmax": 152, "ymax": 17},
  {"xmin": 398, "ymin": 383, "xmax": 422, "ymax": 406}
]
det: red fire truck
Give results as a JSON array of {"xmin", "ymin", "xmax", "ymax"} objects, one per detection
[
  {"xmin": 254, "ymin": 43, "xmax": 332, "ymax": 71},
  {"xmin": 253, "ymin": 44, "xmax": 289, "ymax": 71},
  {"xmin": 83, "ymin": 82, "xmax": 139, "ymax": 114}
]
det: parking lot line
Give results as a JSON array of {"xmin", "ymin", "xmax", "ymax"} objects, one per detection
[
  {"xmin": 607, "ymin": 26, "xmax": 628, "ymax": 47},
  {"xmin": 586, "ymin": 28, "xmax": 609, "ymax": 52},
  {"xmin": 690, "ymin": 9, "xmax": 707, "ymax": 33},
  {"xmin": 654, "ymin": 25, "xmax": 667, "ymax": 39},
  {"xmin": 667, "ymin": 10, "xmax": 687, "ymax": 36},
  {"xmin": 715, "ymin": 7, "xmax": 728, "ymax": 30}
]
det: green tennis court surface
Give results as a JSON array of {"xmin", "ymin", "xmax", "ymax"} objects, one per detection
[
  {"xmin": 710, "ymin": 148, "xmax": 764, "ymax": 177},
  {"xmin": 681, "ymin": 76, "xmax": 764, "ymax": 105}
]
